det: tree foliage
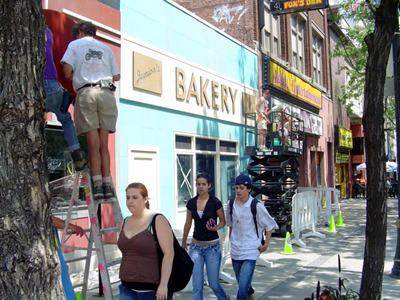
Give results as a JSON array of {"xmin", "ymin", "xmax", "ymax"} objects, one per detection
[{"xmin": 331, "ymin": 0, "xmax": 396, "ymax": 131}]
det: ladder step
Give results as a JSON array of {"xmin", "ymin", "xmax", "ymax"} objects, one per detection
[
  {"xmin": 63, "ymin": 245, "xmax": 95, "ymax": 251},
  {"xmin": 96, "ymin": 197, "xmax": 118, "ymax": 204},
  {"xmin": 73, "ymin": 282, "xmax": 86, "ymax": 288},
  {"xmin": 65, "ymin": 228, "xmax": 91, "ymax": 235},
  {"xmin": 101, "ymin": 227, "xmax": 119, "ymax": 234},
  {"xmin": 65, "ymin": 255, "xmax": 90, "ymax": 264},
  {"xmin": 106, "ymin": 257, "xmax": 122, "ymax": 267}
]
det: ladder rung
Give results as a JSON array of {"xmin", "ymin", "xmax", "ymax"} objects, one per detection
[
  {"xmin": 65, "ymin": 255, "xmax": 90, "ymax": 264},
  {"xmin": 106, "ymin": 257, "xmax": 122, "ymax": 267},
  {"xmin": 103, "ymin": 241, "xmax": 118, "ymax": 246},
  {"xmin": 72, "ymin": 282, "xmax": 87, "ymax": 289},
  {"xmin": 101, "ymin": 227, "xmax": 119, "ymax": 234},
  {"xmin": 96, "ymin": 197, "xmax": 117, "ymax": 204},
  {"xmin": 65, "ymin": 228, "xmax": 91, "ymax": 235},
  {"xmin": 63, "ymin": 245, "xmax": 95, "ymax": 251}
]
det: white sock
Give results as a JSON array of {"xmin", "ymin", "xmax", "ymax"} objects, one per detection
[
  {"xmin": 102, "ymin": 177, "xmax": 111, "ymax": 186},
  {"xmin": 92, "ymin": 175, "xmax": 102, "ymax": 187}
]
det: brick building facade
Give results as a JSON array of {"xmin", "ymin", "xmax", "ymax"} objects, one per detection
[{"xmin": 174, "ymin": 0, "xmax": 259, "ymax": 49}]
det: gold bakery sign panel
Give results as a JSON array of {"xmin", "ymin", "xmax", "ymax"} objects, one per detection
[
  {"xmin": 133, "ymin": 52, "xmax": 162, "ymax": 95},
  {"xmin": 270, "ymin": 61, "xmax": 322, "ymax": 109}
]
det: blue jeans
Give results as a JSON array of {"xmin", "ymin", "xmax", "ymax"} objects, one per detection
[
  {"xmin": 119, "ymin": 283, "xmax": 173, "ymax": 300},
  {"xmin": 44, "ymin": 80, "xmax": 80, "ymax": 151},
  {"xmin": 232, "ymin": 259, "xmax": 256, "ymax": 300},
  {"xmin": 189, "ymin": 242, "xmax": 228, "ymax": 300}
]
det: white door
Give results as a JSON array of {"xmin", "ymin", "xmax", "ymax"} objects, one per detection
[{"xmin": 128, "ymin": 147, "xmax": 159, "ymax": 212}]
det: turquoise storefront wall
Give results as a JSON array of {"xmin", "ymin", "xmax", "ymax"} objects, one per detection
[{"xmin": 119, "ymin": 0, "xmax": 257, "ymax": 222}]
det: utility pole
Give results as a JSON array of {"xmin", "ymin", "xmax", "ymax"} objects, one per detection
[{"xmin": 390, "ymin": 32, "xmax": 400, "ymax": 279}]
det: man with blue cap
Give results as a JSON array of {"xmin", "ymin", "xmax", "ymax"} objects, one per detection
[{"xmin": 226, "ymin": 174, "xmax": 278, "ymax": 300}]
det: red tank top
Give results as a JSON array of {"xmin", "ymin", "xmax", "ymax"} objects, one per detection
[{"xmin": 118, "ymin": 219, "xmax": 160, "ymax": 285}]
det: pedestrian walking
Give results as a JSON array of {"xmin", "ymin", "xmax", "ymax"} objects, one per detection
[
  {"xmin": 226, "ymin": 174, "xmax": 278, "ymax": 300},
  {"xmin": 181, "ymin": 173, "xmax": 229, "ymax": 300},
  {"xmin": 118, "ymin": 183, "xmax": 174, "ymax": 300}
]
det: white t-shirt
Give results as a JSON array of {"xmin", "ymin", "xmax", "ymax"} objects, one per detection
[
  {"xmin": 226, "ymin": 196, "xmax": 278, "ymax": 260},
  {"xmin": 61, "ymin": 36, "xmax": 120, "ymax": 92}
]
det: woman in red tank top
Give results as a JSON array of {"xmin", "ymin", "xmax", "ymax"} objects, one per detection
[{"xmin": 118, "ymin": 183, "xmax": 174, "ymax": 300}]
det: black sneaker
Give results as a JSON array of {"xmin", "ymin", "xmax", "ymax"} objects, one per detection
[
  {"xmin": 73, "ymin": 158, "xmax": 87, "ymax": 171},
  {"xmin": 103, "ymin": 184, "xmax": 114, "ymax": 199},
  {"xmin": 71, "ymin": 150, "xmax": 87, "ymax": 171},
  {"xmin": 93, "ymin": 186, "xmax": 104, "ymax": 200}
]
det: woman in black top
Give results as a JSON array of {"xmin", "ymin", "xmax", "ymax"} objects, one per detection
[{"xmin": 181, "ymin": 173, "xmax": 229, "ymax": 300}]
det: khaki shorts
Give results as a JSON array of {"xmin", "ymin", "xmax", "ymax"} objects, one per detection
[
  {"xmin": 257, "ymin": 119, "xmax": 268, "ymax": 130},
  {"xmin": 74, "ymin": 86, "xmax": 118, "ymax": 135}
]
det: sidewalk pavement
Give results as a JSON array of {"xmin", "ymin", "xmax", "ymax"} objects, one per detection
[{"xmin": 174, "ymin": 197, "xmax": 400, "ymax": 300}]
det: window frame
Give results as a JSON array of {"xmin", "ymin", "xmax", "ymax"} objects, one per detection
[
  {"xmin": 291, "ymin": 14, "xmax": 306, "ymax": 74},
  {"xmin": 262, "ymin": 1, "xmax": 281, "ymax": 59},
  {"xmin": 175, "ymin": 133, "xmax": 239, "ymax": 210}
]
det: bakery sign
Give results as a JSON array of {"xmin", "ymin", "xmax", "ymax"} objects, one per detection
[{"xmin": 270, "ymin": 61, "xmax": 322, "ymax": 109}]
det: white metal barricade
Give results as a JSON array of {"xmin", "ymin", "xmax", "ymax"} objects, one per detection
[
  {"xmin": 297, "ymin": 187, "xmax": 341, "ymax": 225},
  {"xmin": 291, "ymin": 191, "xmax": 325, "ymax": 247},
  {"xmin": 219, "ymin": 230, "xmax": 236, "ymax": 283}
]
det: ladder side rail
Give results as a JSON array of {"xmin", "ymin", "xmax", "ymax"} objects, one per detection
[
  {"xmin": 61, "ymin": 172, "xmax": 81, "ymax": 247},
  {"xmin": 81, "ymin": 170, "xmax": 114, "ymax": 300},
  {"xmin": 81, "ymin": 230, "xmax": 94, "ymax": 300},
  {"xmin": 110, "ymin": 178, "xmax": 123, "ymax": 234}
]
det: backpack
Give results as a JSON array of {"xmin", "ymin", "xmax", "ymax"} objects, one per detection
[
  {"xmin": 229, "ymin": 198, "xmax": 265, "ymax": 245},
  {"xmin": 151, "ymin": 213, "xmax": 194, "ymax": 292}
]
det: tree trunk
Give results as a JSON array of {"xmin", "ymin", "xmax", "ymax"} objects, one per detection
[
  {"xmin": 360, "ymin": 1, "xmax": 398, "ymax": 299},
  {"xmin": 0, "ymin": 1, "xmax": 65, "ymax": 299}
]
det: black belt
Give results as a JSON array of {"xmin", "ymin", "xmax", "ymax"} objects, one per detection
[{"xmin": 77, "ymin": 83, "xmax": 100, "ymax": 91}]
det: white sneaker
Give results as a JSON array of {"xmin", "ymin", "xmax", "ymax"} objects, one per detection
[{"xmin": 259, "ymin": 147, "xmax": 268, "ymax": 151}]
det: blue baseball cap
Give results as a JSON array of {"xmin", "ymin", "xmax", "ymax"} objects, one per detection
[{"xmin": 235, "ymin": 174, "xmax": 252, "ymax": 186}]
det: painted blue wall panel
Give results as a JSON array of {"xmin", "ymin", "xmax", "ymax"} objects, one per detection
[{"xmin": 121, "ymin": 0, "xmax": 258, "ymax": 89}]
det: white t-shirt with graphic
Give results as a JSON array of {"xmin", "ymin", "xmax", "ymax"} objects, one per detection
[{"xmin": 61, "ymin": 36, "xmax": 120, "ymax": 92}]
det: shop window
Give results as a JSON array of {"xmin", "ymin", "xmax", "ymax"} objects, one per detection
[
  {"xmin": 176, "ymin": 154, "xmax": 193, "ymax": 207},
  {"xmin": 175, "ymin": 135, "xmax": 192, "ymax": 149},
  {"xmin": 196, "ymin": 154, "xmax": 216, "ymax": 196},
  {"xmin": 46, "ymin": 127, "xmax": 88, "ymax": 182},
  {"xmin": 220, "ymin": 156, "xmax": 236, "ymax": 204},
  {"xmin": 196, "ymin": 138, "xmax": 216, "ymax": 151},
  {"xmin": 220, "ymin": 141, "xmax": 237, "ymax": 153},
  {"xmin": 175, "ymin": 134, "xmax": 238, "ymax": 208}
]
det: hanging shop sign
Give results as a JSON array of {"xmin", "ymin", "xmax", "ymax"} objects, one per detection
[
  {"xmin": 336, "ymin": 126, "xmax": 353, "ymax": 149},
  {"xmin": 299, "ymin": 109, "xmax": 323, "ymax": 136},
  {"xmin": 336, "ymin": 151, "xmax": 350, "ymax": 163},
  {"xmin": 270, "ymin": 0, "xmax": 329, "ymax": 15},
  {"xmin": 270, "ymin": 61, "xmax": 322, "ymax": 109}
]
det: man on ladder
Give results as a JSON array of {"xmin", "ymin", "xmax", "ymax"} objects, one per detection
[{"xmin": 61, "ymin": 21, "xmax": 120, "ymax": 200}]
